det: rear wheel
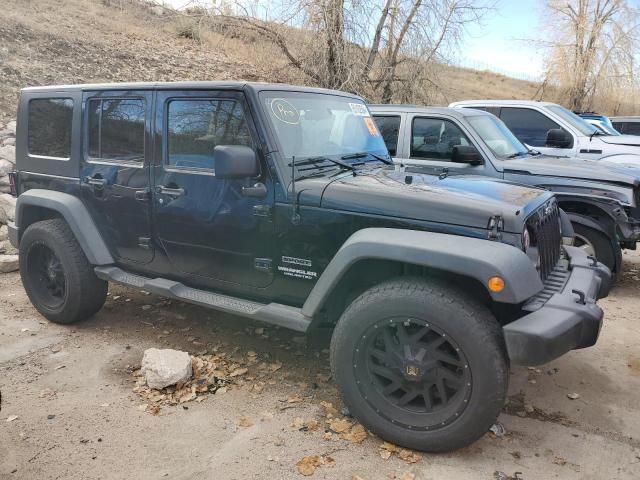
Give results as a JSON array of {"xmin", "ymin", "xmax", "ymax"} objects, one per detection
[
  {"xmin": 330, "ymin": 278, "xmax": 508, "ymax": 452},
  {"xmin": 572, "ymin": 223, "xmax": 620, "ymax": 277},
  {"xmin": 19, "ymin": 219, "xmax": 108, "ymax": 324}
]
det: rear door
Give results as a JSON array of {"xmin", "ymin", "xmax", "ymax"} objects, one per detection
[
  {"xmin": 80, "ymin": 90, "xmax": 154, "ymax": 264},
  {"xmin": 152, "ymin": 89, "xmax": 275, "ymax": 289}
]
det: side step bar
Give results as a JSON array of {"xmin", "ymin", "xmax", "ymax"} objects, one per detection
[{"xmin": 94, "ymin": 266, "xmax": 311, "ymax": 332}]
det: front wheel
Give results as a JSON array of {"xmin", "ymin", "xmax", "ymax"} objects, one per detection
[{"xmin": 330, "ymin": 278, "xmax": 508, "ymax": 452}]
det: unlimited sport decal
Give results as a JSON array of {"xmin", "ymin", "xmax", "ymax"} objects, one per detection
[{"xmin": 277, "ymin": 256, "xmax": 317, "ymax": 280}]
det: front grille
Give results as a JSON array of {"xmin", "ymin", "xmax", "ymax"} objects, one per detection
[{"xmin": 527, "ymin": 200, "xmax": 562, "ymax": 281}]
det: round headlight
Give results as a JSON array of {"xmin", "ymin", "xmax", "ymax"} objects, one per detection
[{"xmin": 522, "ymin": 226, "xmax": 531, "ymax": 251}]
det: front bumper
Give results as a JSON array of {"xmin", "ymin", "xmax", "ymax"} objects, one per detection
[{"xmin": 503, "ymin": 245, "xmax": 610, "ymax": 366}]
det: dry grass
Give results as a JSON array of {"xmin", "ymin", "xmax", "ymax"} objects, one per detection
[{"xmin": 2, "ymin": 0, "xmax": 630, "ymax": 121}]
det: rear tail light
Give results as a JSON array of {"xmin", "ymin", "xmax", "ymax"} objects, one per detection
[{"xmin": 8, "ymin": 171, "xmax": 18, "ymax": 197}]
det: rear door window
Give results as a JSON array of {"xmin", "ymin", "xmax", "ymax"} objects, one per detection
[
  {"xmin": 499, "ymin": 107, "xmax": 562, "ymax": 147},
  {"xmin": 614, "ymin": 121, "xmax": 640, "ymax": 135},
  {"xmin": 372, "ymin": 115, "xmax": 401, "ymax": 155},
  {"xmin": 88, "ymin": 98, "xmax": 145, "ymax": 162},
  {"xmin": 28, "ymin": 98, "xmax": 73, "ymax": 159},
  {"xmin": 410, "ymin": 117, "xmax": 471, "ymax": 161}
]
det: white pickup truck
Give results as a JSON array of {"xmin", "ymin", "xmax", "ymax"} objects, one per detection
[{"xmin": 449, "ymin": 100, "xmax": 640, "ymax": 166}]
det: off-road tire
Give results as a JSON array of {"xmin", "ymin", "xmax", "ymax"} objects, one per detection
[
  {"xmin": 572, "ymin": 223, "xmax": 620, "ymax": 280},
  {"xmin": 330, "ymin": 277, "xmax": 508, "ymax": 452},
  {"xmin": 19, "ymin": 219, "xmax": 108, "ymax": 324}
]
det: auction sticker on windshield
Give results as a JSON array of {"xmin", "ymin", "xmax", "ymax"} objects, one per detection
[
  {"xmin": 349, "ymin": 102, "xmax": 370, "ymax": 117},
  {"xmin": 363, "ymin": 117, "xmax": 380, "ymax": 136},
  {"xmin": 270, "ymin": 98, "xmax": 300, "ymax": 124}
]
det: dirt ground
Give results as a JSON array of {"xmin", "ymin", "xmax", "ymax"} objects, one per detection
[{"xmin": 1, "ymin": 253, "xmax": 639, "ymax": 480}]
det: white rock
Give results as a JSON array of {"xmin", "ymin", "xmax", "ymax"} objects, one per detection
[
  {"xmin": 2, "ymin": 137, "xmax": 15, "ymax": 146},
  {"xmin": 0, "ymin": 194, "xmax": 16, "ymax": 221},
  {"xmin": 0, "ymin": 225, "xmax": 8, "ymax": 242},
  {"xmin": 0, "ymin": 160, "xmax": 12, "ymax": 177},
  {"xmin": 0, "ymin": 255, "xmax": 18, "ymax": 273},
  {"xmin": 141, "ymin": 348, "xmax": 192, "ymax": 389},
  {"xmin": 0, "ymin": 207, "xmax": 7, "ymax": 225},
  {"xmin": 0, "ymin": 145, "xmax": 15, "ymax": 164},
  {"xmin": 5, "ymin": 121, "xmax": 15, "ymax": 135},
  {"xmin": 0, "ymin": 240, "xmax": 17, "ymax": 255}
]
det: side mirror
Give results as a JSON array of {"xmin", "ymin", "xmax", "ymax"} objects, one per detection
[
  {"xmin": 546, "ymin": 129, "xmax": 572, "ymax": 148},
  {"xmin": 213, "ymin": 145, "xmax": 260, "ymax": 179},
  {"xmin": 451, "ymin": 145, "xmax": 484, "ymax": 165}
]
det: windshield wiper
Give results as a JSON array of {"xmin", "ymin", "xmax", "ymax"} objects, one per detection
[
  {"xmin": 589, "ymin": 130, "xmax": 604, "ymax": 141},
  {"xmin": 527, "ymin": 149, "xmax": 541, "ymax": 156},
  {"xmin": 506, "ymin": 152, "xmax": 528, "ymax": 159},
  {"xmin": 289, "ymin": 156, "xmax": 356, "ymax": 173},
  {"xmin": 340, "ymin": 152, "xmax": 394, "ymax": 165}
]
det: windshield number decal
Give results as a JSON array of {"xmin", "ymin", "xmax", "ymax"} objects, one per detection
[
  {"xmin": 270, "ymin": 98, "xmax": 300, "ymax": 124},
  {"xmin": 363, "ymin": 117, "xmax": 380, "ymax": 136},
  {"xmin": 349, "ymin": 102, "xmax": 370, "ymax": 117}
]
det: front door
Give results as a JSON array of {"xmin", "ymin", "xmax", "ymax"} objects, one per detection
[
  {"xmin": 396, "ymin": 115, "xmax": 488, "ymax": 177},
  {"xmin": 80, "ymin": 90, "xmax": 154, "ymax": 264},
  {"xmin": 152, "ymin": 90, "xmax": 275, "ymax": 290},
  {"xmin": 498, "ymin": 107, "xmax": 576, "ymax": 157}
]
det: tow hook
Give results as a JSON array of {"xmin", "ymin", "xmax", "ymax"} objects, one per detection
[{"xmin": 572, "ymin": 289, "xmax": 586, "ymax": 305}]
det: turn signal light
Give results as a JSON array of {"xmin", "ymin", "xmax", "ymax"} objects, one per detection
[{"xmin": 487, "ymin": 276, "xmax": 505, "ymax": 293}]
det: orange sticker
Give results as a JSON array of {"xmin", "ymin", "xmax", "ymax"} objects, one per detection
[{"xmin": 363, "ymin": 117, "xmax": 379, "ymax": 136}]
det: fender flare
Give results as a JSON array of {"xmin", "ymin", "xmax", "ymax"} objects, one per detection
[
  {"xmin": 14, "ymin": 189, "xmax": 114, "ymax": 265},
  {"xmin": 302, "ymin": 228, "xmax": 543, "ymax": 317}
]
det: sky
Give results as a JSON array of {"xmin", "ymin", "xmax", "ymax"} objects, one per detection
[
  {"xmin": 161, "ymin": 0, "xmax": 547, "ymax": 80},
  {"xmin": 459, "ymin": 0, "xmax": 545, "ymax": 80}
]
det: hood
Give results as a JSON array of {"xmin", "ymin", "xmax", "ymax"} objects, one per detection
[
  {"xmin": 504, "ymin": 155, "xmax": 639, "ymax": 185},
  {"xmin": 299, "ymin": 169, "xmax": 551, "ymax": 233},
  {"xmin": 598, "ymin": 134, "xmax": 640, "ymax": 147}
]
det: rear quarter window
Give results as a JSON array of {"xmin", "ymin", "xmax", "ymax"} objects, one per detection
[{"xmin": 28, "ymin": 98, "xmax": 74, "ymax": 159}]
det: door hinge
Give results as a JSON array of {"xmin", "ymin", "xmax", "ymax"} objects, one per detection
[
  {"xmin": 138, "ymin": 237, "xmax": 152, "ymax": 250},
  {"xmin": 254, "ymin": 258, "xmax": 272, "ymax": 272},
  {"xmin": 253, "ymin": 205, "xmax": 272, "ymax": 218}
]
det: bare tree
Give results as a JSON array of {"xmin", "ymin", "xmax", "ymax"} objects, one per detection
[
  {"xmin": 541, "ymin": 0, "xmax": 640, "ymax": 111},
  {"xmin": 197, "ymin": 0, "xmax": 490, "ymax": 102}
]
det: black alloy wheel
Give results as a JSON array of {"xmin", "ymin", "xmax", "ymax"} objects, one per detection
[{"xmin": 355, "ymin": 317, "xmax": 471, "ymax": 431}]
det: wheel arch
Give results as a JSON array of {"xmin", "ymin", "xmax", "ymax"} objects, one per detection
[
  {"xmin": 15, "ymin": 189, "xmax": 114, "ymax": 265},
  {"xmin": 302, "ymin": 228, "xmax": 543, "ymax": 323},
  {"xmin": 556, "ymin": 198, "xmax": 618, "ymax": 237}
]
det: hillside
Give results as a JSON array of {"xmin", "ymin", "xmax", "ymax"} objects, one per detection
[{"xmin": 0, "ymin": 0, "xmax": 542, "ymax": 121}]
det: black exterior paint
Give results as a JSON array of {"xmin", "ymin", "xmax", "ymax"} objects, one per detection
[{"xmin": 15, "ymin": 82, "xmax": 553, "ymax": 308}]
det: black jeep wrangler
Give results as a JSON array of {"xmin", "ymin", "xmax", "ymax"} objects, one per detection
[{"xmin": 8, "ymin": 82, "xmax": 610, "ymax": 452}]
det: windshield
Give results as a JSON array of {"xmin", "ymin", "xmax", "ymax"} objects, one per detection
[
  {"xmin": 259, "ymin": 91, "xmax": 388, "ymax": 163},
  {"xmin": 591, "ymin": 120, "xmax": 620, "ymax": 135},
  {"xmin": 466, "ymin": 114, "xmax": 529, "ymax": 158},
  {"xmin": 546, "ymin": 105, "xmax": 599, "ymax": 136}
]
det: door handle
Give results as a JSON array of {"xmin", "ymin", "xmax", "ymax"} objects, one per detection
[
  {"xmin": 85, "ymin": 176, "xmax": 106, "ymax": 187},
  {"xmin": 157, "ymin": 185, "xmax": 185, "ymax": 197},
  {"xmin": 135, "ymin": 188, "xmax": 150, "ymax": 201}
]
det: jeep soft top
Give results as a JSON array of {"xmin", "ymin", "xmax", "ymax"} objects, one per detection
[{"xmin": 9, "ymin": 82, "xmax": 610, "ymax": 452}]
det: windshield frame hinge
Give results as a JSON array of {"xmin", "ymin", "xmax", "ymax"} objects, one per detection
[{"xmin": 487, "ymin": 215, "xmax": 504, "ymax": 241}]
